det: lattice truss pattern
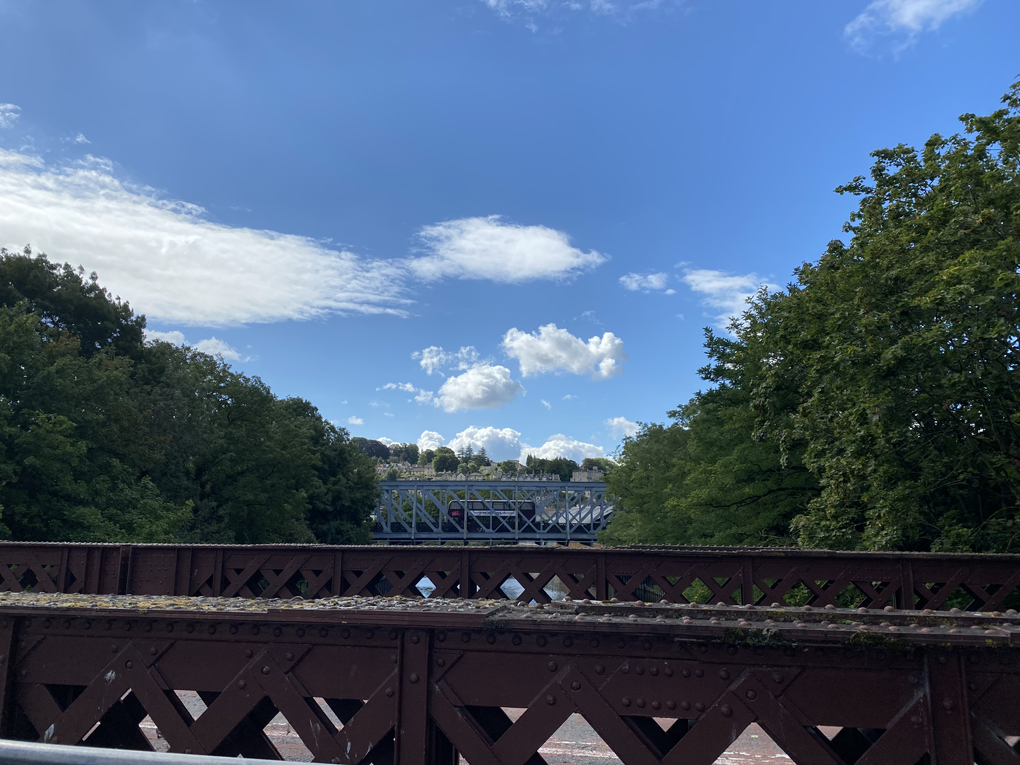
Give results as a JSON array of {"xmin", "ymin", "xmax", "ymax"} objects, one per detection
[
  {"xmin": 373, "ymin": 481, "xmax": 613, "ymax": 542},
  {"xmin": 2, "ymin": 544, "xmax": 1020, "ymax": 614},
  {"xmin": 2, "ymin": 604, "xmax": 1020, "ymax": 765}
]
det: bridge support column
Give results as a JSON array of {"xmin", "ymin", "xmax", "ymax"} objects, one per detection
[
  {"xmin": 396, "ymin": 630, "xmax": 456, "ymax": 765},
  {"xmin": 926, "ymin": 652, "xmax": 973, "ymax": 764}
]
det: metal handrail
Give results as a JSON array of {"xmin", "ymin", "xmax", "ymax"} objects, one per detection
[{"xmin": 0, "ymin": 740, "xmax": 281, "ymax": 765}]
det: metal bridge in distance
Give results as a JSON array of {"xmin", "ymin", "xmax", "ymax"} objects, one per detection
[{"xmin": 372, "ymin": 480, "xmax": 612, "ymax": 544}]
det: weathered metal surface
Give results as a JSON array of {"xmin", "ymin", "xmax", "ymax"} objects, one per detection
[
  {"xmin": 0, "ymin": 593, "xmax": 1018, "ymax": 763},
  {"xmin": 373, "ymin": 480, "xmax": 613, "ymax": 543},
  {"xmin": 2, "ymin": 542, "xmax": 1020, "ymax": 613}
]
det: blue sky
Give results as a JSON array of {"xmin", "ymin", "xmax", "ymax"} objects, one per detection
[{"xmin": 1, "ymin": 0, "xmax": 1016, "ymax": 463}]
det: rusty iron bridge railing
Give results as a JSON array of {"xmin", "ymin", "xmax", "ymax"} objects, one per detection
[
  {"xmin": 0, "ymin": 542, "xmax": 1019, "ymax": 612},
  {"xmin": 0, "ymin": 591, "xmax": 1018, "ymax": 763}
]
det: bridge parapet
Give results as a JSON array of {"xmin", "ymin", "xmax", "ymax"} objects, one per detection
[
  {"xmin": 0, "ymin": 592, "xmax": 1017, "ymax": 762},
  {"xmin": 0, "ymin": 542, "xmax": 1018, "ymax": 612}
]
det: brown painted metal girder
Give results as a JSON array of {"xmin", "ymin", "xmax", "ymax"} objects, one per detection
[
  {"xmin": 2, "ymin": 543, "xmax": 1020, "ymax": 616},
  {"xmin": 0, "ymin": 594, "xmax": 1017, "ymax": 763}
]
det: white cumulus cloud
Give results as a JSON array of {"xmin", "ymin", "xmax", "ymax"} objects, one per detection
[
  {"xmin": 0, "ymin": 149, "xmax": 411, "ymax": 326},
  {"xmin": 845, "ymin": 0, "xmax": 981, "ymax": 51},
  {"xmin": 619, "ymin": 272, "xmax": 670, "ymax": 292},
  {"xmin": 347, "ymin": 416, "xmax": 364, "ymax": 426},
  {"xmin": 541, "ymin": 399, "xmax": 552, "ymax": 410},
  {"xmin": 605, "ymin": 416, "xmax": 640, "ymax": 439},
  {"xmin": 144, "ymin": 329, "xmax": 187, "ymax": 345},
  {"xmin": 681, "ymin": 269, "xmax": 777, "ymax": 329},
  {"xmin": 144, "ymin": 329, "xmax": 245, "ymax": 362},
  {"xmin": 417, "ymin": 431, "xmax": 446, "ymax": 451},
  {"xmin": 411, "ymin": 345, "xmax": 480, "ymax": 376},
  {"xmin": 448, "ymin": 426, "xmax": 524, "ymax": 462},
  {"xmin": 0, "ymin": 104, "xmax": 20, "ymax": 129},
  {"xmin": 520, "ymin": 434, "xmax": 606, "ymax": 463},
  {"xmin": 502, "ymin": 323, "xmax": 627, "ymax": 380},
  {"xmin": 193, "ymin": 336, "xmax": 244, "ymax": 362},
  {"xmin": 377, "ymin": 436, "xmax": 396, "ymax": 445},
  {"xmin": 437, "ymin": 364, "xmax": 524, "ymax": 412},
  {"xmin": 409, "ymin": 215, "xmax": 606, "ymax": 283}
]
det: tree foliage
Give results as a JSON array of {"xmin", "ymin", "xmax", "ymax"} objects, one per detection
[
  {"xmin": 0, "ymin": 248, "xmax": 377, "ymax": 544},
  {"xmin": 606, "ymin": 78, "xmax": 1020, "ymax": 553}
]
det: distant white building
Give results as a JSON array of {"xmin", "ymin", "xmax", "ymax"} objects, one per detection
[{"xmin": 572, "ymin": 469, "xmax": 605, "ymax": 482}]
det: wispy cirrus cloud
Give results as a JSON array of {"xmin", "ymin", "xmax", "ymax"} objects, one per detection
[
  {"xmin": 480, "ymin": 0, "xmax": 679, "ymax": 29},
  {"xmin": 619, "ymin": 272, "xmax": 674, "ymax": 294},
  {"xmin": 0, "ymin": 105, "xmax": 21, "ymax": 129},
  {"xmin": 681, "ymin": 269, "xmax": 777, "ymax": 330},
  {"xmin": 0, "ymin": 137, "xmax": 608, "ymax": 326},
  {"xmin": 845, "ymin": 0, "xmax": 982, "ymax": 53},
  {"xmin": 0, "ymin": 148, "xmax": 412, "ymax": 326}
]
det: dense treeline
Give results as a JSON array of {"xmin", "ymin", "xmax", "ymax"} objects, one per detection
[
  {"xmin": 0, "ymin": 249, "xmax": 377, "ymax": 544},
  {"xmin": 605, "ymin": 79, "xmax": 1020, "ymax": 553}
]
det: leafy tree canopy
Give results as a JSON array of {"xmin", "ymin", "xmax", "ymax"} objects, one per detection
[
  {"xmin": 605, "ymin": 78, "xmax": 1020, "ymax": 553},
  {"xmin": 0, "ymin": 248, "xmax": 377, "ymax": 544}
]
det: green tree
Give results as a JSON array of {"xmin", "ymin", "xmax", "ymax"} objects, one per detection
[
  {"xmin": 581, "ymin": 457, "xmax": 615, "ymax": 475},
  {"xmin": 606, "ymin": 78, "xmax": 1020, "ymax": 553},
  {"xmin": 0, "ymin": 249, "xmax": 378, "ymax": 544},
  {"xmin": 752, "ymin": 79, "xmax": 1020, "ymax": 552},
  {"xmin": 433, "ymin": 447, "xmax": 458, "ymax": 473},
  {"xmin": 602, "ymin": 325, "xmax": 816, "ymax": 547}
]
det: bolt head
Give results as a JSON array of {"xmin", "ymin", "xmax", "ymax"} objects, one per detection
[
  {"xmin": 261, "ymin": 666, "xmax": 270, "ymax": 675},
  {"xmin": 546, "ymin": 695, "xmax": 556, "ymax": 705},
  {"xmin": 746, "ymin": 690, "xmax": 757, "ymax": 700},
  {"xmin": 571, "ymin": 681, "xmax": 581, "ymax": 691},
  {"xmin": 721, "ymin": 704, "xmax": 732, "ymax": 717},
  {"xmin": 409, "ymin": 673, "xmax": 419, "ymax": 684}
]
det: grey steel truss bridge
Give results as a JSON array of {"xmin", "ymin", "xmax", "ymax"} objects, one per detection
[{"xmin": 372, "ymin": 480, "xmax": 612, "ymax": 544}]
